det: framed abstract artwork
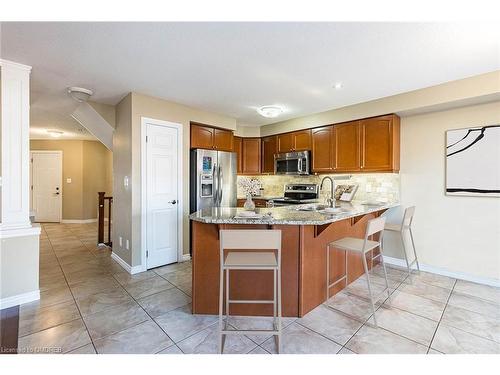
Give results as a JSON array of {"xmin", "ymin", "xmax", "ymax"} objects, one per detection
[{"xmin": 446, "ymin": 124, "xmax": 500, "ymax": 197}]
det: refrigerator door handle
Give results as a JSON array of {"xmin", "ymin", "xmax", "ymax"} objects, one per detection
[
  {"xmin": 212, "ymin": 163, "xmax": 218, "ymax": 206},
  {"xmin": 218, "ymin": 164, "xmax": 223, "ymax": 205}
]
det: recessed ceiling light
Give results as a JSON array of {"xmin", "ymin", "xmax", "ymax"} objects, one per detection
[
  {"xmin": 333, "ymin": 82, "xmax": 343, "ymax": 90},
  {"xmin": 67, "ymin": 86, "xmax": 94, "ymax": 102},
  {"xmin": 47, "ymin": 130, "xmax": 64, "ymax": 138},
  {"xmin": 257, "ymin": 106, "xmax": 284, "ymax": 118}
]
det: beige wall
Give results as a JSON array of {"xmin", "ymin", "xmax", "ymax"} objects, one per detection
[
  {"xmin": 382, "ymin": 101, "xmax": 500, "ymax": 281},
  {"xmin": 261, "ymin": 70, "xmax": 500, "ymax": 136},
  {"xmin": 30, "ymin": 139, "xmax": 112, "ymax": 220},
  {"xmin": 113, "ymin": 94, "xmax": 133, "ymax": 264},
  {"xmin": 113, "ymin": 92, "xmax": 237, "ymax": 266},
  {"xmin": 82, "ymin": 140, "xmax": 113, "ymax": 219}
]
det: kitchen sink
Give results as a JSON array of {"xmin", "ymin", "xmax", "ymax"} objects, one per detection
[{"xmin": 294, "ymin": 204, "xmax": 328, "ymax": 211}]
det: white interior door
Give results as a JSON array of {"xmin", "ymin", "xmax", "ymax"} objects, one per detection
[
  {"xmin": 32, "ymin": 151, "xmax": 62, "ymax": 222},
  {"xmin": 146, "ymin": 122, "xmax": 180, "ymax": 269}
]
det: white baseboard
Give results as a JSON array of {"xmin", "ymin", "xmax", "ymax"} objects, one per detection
[
  {"xmin": 181, "ymin": 254, "xmax": 191, "ymax": 262},
  {"xmin": 0, "ymin": 290, "xmax": 40, "ymax": 310},
  {"xmin": 383, "ymin": 255, "xmax": 500, "ymax": 288},
  {"xmin": 61, "ymin": 218, "xmax": 97, "ymax": 224},
  {"xmin": 111, "ymin": 252, "xmax": 146, "ymax": 275}
]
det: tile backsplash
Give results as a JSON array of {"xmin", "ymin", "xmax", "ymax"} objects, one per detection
[{"xmin": 237, "ymin": 173, "xmax": 400, "ymax": 203}]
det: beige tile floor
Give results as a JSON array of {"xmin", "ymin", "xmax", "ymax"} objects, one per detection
[{"xmin": 17, "ymin": 223, "xmax": 500, "ymax": 354}]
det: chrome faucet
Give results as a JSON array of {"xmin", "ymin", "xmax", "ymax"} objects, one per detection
[{"xmin": 320, "ymin": 176, "xmax": 338, "ymax": 208}]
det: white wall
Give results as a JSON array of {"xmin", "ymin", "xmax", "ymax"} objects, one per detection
[{"xmin": 383, "ymin": 101, "xmax": 500, "ymax": 281}]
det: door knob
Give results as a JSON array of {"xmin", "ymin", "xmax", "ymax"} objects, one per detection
[{"xmin": 169, "ymin": 200, "xmax": 177, "ymax": 204}]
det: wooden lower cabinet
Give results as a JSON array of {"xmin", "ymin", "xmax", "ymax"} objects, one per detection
[
  {"xmin": 191, "ymin": 210, "xmax": 386, "ymax": 317},
  {"xmin": 236, "ymin": 198, "xmax": 267, "ymax": 208}
]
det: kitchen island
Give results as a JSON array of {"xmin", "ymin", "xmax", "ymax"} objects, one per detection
[{"xmin": 189, "ymin": 202, "xmax": 398, "ymax": 317}]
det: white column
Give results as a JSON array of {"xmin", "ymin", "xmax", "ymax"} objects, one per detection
[{"xmin": 0, "ymin": 59, "xmax": 33, "ymax": 233}]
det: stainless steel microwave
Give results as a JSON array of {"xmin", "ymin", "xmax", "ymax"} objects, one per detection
[{"xmin": 274, "ymin": 151, "xmax": 310, "ymax": 175}]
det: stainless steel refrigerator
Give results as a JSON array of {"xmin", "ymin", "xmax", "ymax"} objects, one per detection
[{"xmin": 190, "ymin": 149, "xmax": 237, "ymax": 212}]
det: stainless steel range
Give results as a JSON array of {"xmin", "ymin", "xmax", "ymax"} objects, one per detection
[{"xmin": 270, "ymin": 183, "xmax": 319, "ymax": 206}]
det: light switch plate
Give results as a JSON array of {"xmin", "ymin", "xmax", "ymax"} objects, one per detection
[{"xmin": 66, "ymin": 178, "xmax": 72, "ymax": 183}]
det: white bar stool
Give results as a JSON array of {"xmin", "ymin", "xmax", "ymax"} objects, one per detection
[
  {"xmin": 218, "ymin": 229, "xmax": 282, "ymax": 354},
  {"xmin": 326, "ymin": 216, "xmax": 390, "ymax": 327},
  {"xmin": 384, "ymin": 206, "xmax": 420, "ymax": 275}
]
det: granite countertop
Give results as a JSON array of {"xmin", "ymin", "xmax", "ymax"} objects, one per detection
[
  {"xmin": 236, "ymin": 195, "xmax": 282, "ymax": 200},
  {"xmin": 189, "ymin": 201, "xmax": 399, "ymax": 225}
]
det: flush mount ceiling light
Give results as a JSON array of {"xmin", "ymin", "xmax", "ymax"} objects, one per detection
[
  {"xmin": 333, "ymin": 82, "xmax": 343, "ymax": 90},
  {"xmin": 67, "ymin": 86, "xmax": 94, "ymax": 102},
  {"xmin": 257, "ymin": 106, "xmax": 284, "ymax": 118},
  {"xmin": 47, "ymin": 130, "xmax": 64, "ymax": 138}
]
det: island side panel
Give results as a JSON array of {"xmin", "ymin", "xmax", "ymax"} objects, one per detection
[
  {"xmin": 299, "ymin": 211, "xmax": 382, "ymax": 316},
  {"xmin": 191, "ymin": 221, "xmax": 301, "ymax": 317}
]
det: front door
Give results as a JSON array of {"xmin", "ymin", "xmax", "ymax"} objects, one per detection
[
  {"xmin": 145, "ymin": 122, "xmax": 180, "ymax": 269},
  {"xmin": 31, "ymin": 151, "xmax": 62, "ymax": 222}
]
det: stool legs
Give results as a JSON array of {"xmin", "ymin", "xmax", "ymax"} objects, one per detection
[
  {"xmin": 361, "ymin": 254, "xmax": 378, "ymax": 327},
  {"xmin": 399, "ymin": 231, "xmax": 412, "ymax": 276},
  {"xmin": 409, "ymin": 227, "xmax": 420, "ymax": 271},
  {"xmin": 218, "ymin": 264, "xmax": 224, "ymax": 354},
  {"xmin": 379, "ymin": 245, "xmax": 392, "ymax": 302},
  {"xmin": 277, "ymin": 260, "xmax": 282, "ymax": 354}
]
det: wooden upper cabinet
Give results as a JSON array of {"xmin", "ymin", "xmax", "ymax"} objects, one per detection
[
  {"xmin": 360, "ymin": 115, "xmax": 400, "ymax": 172},
  {"xmin": 293, "ymin": 129, "xmax": 312, "ymax": 151},
  {"xmin": 261, "ymin": 136, "xmax": 277, "ymax": 174},
  {"xmin": 241, "ymin": 138, "xmax": 261, "ymax": 174},
  {"xmin": 334, "ymin": 121, "xmax": 360, "ymax": 172},
  {"xmin": 277, "ymin": 132, "xmax": 295, "ymax": 153},
  {"xmin": 191, "ymin": 124, "xmax": 215, "ymax": 149},
  {"xmin": 233, "ymin": 136, "xmax": 243, "ymax": 174},
  {"xmin": 277, "ymin": 129, "xmax": 312, "ymax": 153},
  {"xmin": 214, "ymin": 128, "xmax": 234, "ymax": 151},
  {"xmin": 312, "ymin": 126, "xmax": 335, "ymax": 172},
  {"xmin": 190, "ymin": 123, "xmax": 234, "ymax": 151}
]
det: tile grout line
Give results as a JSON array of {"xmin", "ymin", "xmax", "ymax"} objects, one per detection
[
  {"xmin": 66, "ymin": 223, "xmax": 175, "ymax": 352},
  {"xmin": 53, "ymin": 223, "xmax": 100, "ymax": 354},
  {"xmin": 425, "ymin": 278, "xmax": 457, "ymax": 354},
  {"xmin": 342, "ymin": 270, "xmax": 448, "ymax": 354},
  {"xmin": 40, "ymin": 224, "xmax": 98, "ymax": 354}
]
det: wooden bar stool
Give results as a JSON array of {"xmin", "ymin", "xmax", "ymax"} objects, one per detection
[
  {"xmin": 384, "ymin": 206, "xmax": 420, "ymax": 275},
  {"xmin": 218, "ymin": 229, "xmax": 282, "ymax": 354},
  {"xmin": 326, "ymin": 216, "xmax": 390, "ymax": 327}
]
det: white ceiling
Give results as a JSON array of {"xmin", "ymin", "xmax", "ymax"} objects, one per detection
[{"xmin": 1, "ymin": 22, "xmax": 499, "ymax": 137}]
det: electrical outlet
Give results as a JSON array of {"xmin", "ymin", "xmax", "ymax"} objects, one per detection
[
  {"xmin": 126, "ymin": 239, "xmax": 129, "ymax": 250},
  {"xmin": 119, "ymin": 236, "xmax": 123, "ymax": 247}
]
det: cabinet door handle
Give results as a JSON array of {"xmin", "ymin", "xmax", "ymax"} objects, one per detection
[{"xmin": 169, "ymin": 200, "xmax": 177, "ymax": 204}]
